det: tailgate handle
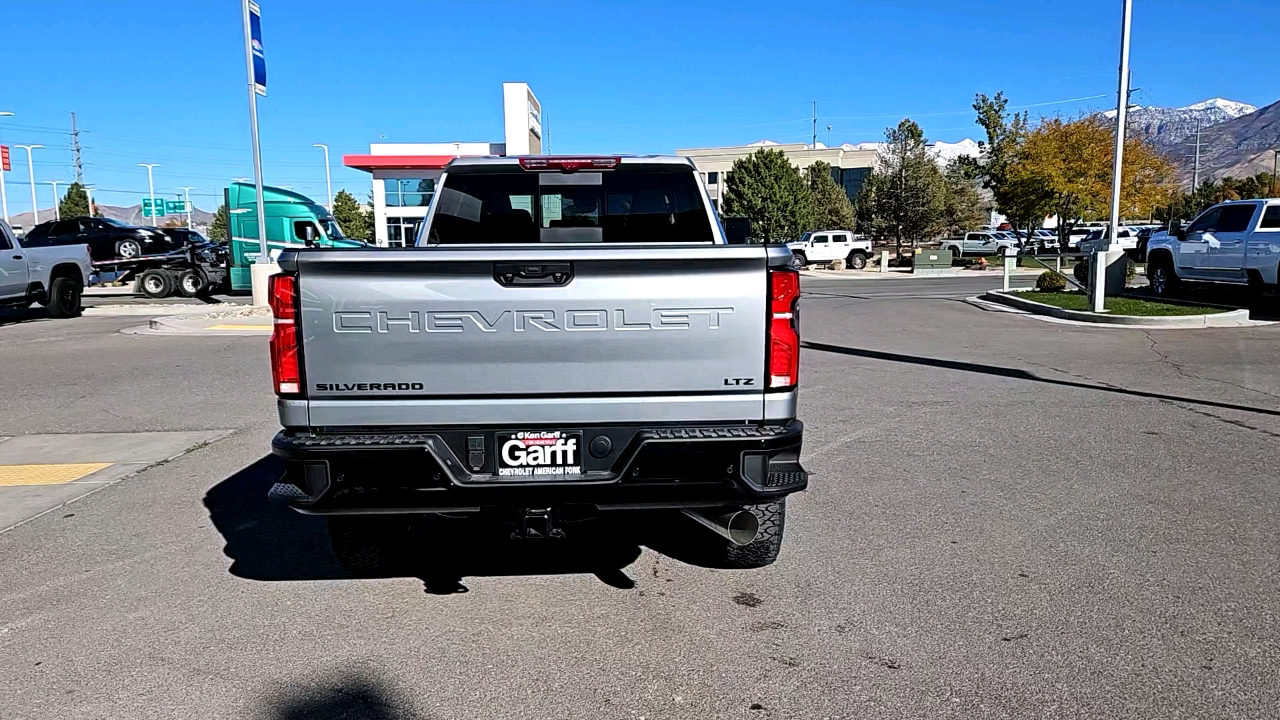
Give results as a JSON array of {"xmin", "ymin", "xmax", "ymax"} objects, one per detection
[{"xmin": 494, "ymin": 262, "xmax": 573, "ymax": 287}]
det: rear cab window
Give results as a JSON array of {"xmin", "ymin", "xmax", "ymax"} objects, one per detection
[
  {"xmin": 426, "ymin": 164, "xmax": 714, "ymax": 244},
  {"xmin": 1260, "ymin": 205, "xmax": 1280, "ymax": 231}
]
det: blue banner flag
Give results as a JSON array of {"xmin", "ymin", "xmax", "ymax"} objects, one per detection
[{"xmin": 249, "ymin": 1, "xmax": 266, "ymax": 96}]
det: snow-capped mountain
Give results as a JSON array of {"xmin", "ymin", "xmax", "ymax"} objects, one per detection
[
  {"xmin": 1102, "ymin": 97, "xmax": 1258, "ymax": 149},
  {"xmin": 842, "ymin": 139, "xmax": 981, "ymax": 165}
]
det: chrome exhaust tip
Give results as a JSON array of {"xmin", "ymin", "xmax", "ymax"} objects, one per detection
[{"xmin": 682, "ymin": 508, "xmax": 759, "ymax": 546}]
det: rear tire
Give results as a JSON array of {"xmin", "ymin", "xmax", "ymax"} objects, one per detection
[
  {"xmin": 116, "ymin": 239, "xmax": 143, "ymax": 259},
  {"xmin": 702, "ymin": 499, "xmax": 787, "ymax": 570},
  {"xmin": 177, "ymin": 269, "xmax": 209, "ymax": 298},
  {"xmin": 44, "ymin": 277, "xmax": 82, "ymax": 318},
  {"xmin": 138, "ymin": 269, "xmax": 173, "ymax": 299},
  {"xmin": 327, "ymin": 515, "xmax": 417, "ymax": 576},
  {"xmin": 1148, "ymin": 256, "xmax": 1180, "ymax": 297},
  {"xmin": 847, "ymin": 251, "xmax": 868, "ymax": 270}
]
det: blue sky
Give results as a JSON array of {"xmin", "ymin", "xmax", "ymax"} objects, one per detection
[{"xmin": 1, "ymin": 0, "xmax": 1277, "ymax": 215}]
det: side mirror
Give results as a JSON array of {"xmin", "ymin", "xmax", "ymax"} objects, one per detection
[
  {"xmin": 303, "ymin": 224, "xmax": 316, "ymax": 246},
  {"xmin": 723, "ymin": 216, "xmax": 751, "ymax": 245}
]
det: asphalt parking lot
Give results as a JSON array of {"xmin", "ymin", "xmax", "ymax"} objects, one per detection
[{"xmin": 2, "ymin": 273, "xmax": 1279, "ymax": 719}]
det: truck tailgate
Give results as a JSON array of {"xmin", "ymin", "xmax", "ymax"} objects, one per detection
[{"xmin": 290, "ymin": 245, "xmax": 773, "ymax": 424}]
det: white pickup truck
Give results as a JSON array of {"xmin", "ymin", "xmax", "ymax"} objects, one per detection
[
  {"xmin": 266, "ymin": 156, "xmax": 807, "ymax": 574},
  {"xmin": 0, "ymin": 220, "xmax": 92, "ymax": 317},
  {"xmin": 787, "ymin": 230, "xmax": 872, "ymax": 268},
  {"xmin": 1145, "ymin": 199, "xmax": 1280, "ymax": 298}
]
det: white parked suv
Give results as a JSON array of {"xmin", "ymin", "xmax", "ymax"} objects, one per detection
[
  {"xmin": 0, "ymin": 220, "xmax": 92, "ymax": 317},
  {"xmin": 1145, "ymin": 199, "xmax": 1280, "ymax": 297},
  {"xmin": 787, "ymin": 230, "xmax": 873, "ymax": 269}
]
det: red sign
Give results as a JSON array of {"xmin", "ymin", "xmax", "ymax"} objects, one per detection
[{"xmin": 0, "ymin": 145, "xmax": 9, "ymax": 172}]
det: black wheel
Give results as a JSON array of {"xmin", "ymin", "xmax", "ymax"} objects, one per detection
[
  {"xmin": 327, "ymin": 515, "xmax": 417, "ymax": 576},
  {"xmin": 792, "ymin": 252, "xmax": 807, "ymax": 268},
  {"xmin": 44, "ymin": 276, "xmax": 82, "ymax": 318},
  {"xmin": 847, "ymin": 252, "xmax": 868, "ymax": 270},
  {"xmin": 1246, "ymin": 271, "xmax": 1266, "ymax": 301},
  {"xmin": 116, "ymin": 239, "xmax": 143, "ymax": 259},
  {"xmin": 177, "ymin": 269, "xmax": 209, "ymax": 298},
  {"xmin": 700, "ymin": 499, "xmax": 786, "ymax": 570},
  {"xmin": 1074, "ymin": 258, "xmax": 1091, "ymax": 284},
  {"xmin": 1148, "ymin": 256, "xmax": 1180, "ymax": 297},
  {"xmin": 137, "ymin": 269, "xmax": 174, "ymax": 299}
]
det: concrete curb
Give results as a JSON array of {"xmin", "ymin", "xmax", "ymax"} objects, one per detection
[
  {"xmin": 981, "ymin": 290, "xmax": 1253, "ymax": 327},
  {"xmin": 142, "ymin": 315, "xmax": 271, "ymax": 335}
]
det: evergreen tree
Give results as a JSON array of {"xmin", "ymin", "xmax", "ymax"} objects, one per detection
[
  {"xmin": 865, "ymin": 119, "xmax": 947, "ymax": 259},
  {"xmin": 722, "ymin": 148, "xmax": 814, "ymax": 243},
  {"xmin": 332, "ymin": 189, "xmax": 373, "ymax": 241},
  {"xmin": 208, "ymin": 204, "xmax": 229, "ymax": 242},
  {"xmin": 940, "ymin": 158, "xmax": 988, "ymax": 237},
  {"xmin": 59, "ymin": 182, "xmax": 90, "ymax": 219},
  {"xmin": 803, "ymin": 161, "xmax": 856, "ymax": 231}
]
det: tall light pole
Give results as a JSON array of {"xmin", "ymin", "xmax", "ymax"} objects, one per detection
[
  {"xmin": 177, "ymin": 186, "xmax": 195, "ymax": 228},
  {"xmin": 242, "ymin": 0, "xmax": 270, "ymax": 306},
  {"xmin": 1095, "ymin": 0, "xmax": 1133, "ymax": 313},
  {"xmin": 138, "ymin": 163, "xmax": 160, "ymax": 226},
  {"xmin": 826, "ymin": 124, "xmax": 832, "ymax": 149},
  {"xmin": 46, "ymin": 180, "xmax": 65, "ymax": 220},
  {"xmin": 1272, "ymin": 150, "xmax": 1278, "ymax": 198},
  {"xmin": 15, "ymin": 144, "xmax": 43, "ymax": 227},
  {"xmin": 0, "ymin": 111, "xmax": 13, "ymax": 224},
  {"xmin": 313, "ymin": 143, "xmax": 332, "ymax": 212}
]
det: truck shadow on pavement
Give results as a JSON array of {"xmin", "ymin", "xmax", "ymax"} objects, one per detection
[
  {"xmin": 255, "ymin": 669, "xmax": 427, "ymax": 720},
  {"xmin": 205, "ymin": 456, "xmax": 719, "ymax": 594},
  {"xmin": 0, "ymin": 307, "xmax": 53, "ymax": 327},
  {"xmin": 803, "ymin": 341, "xmax": 1280, "ymax": 418}
]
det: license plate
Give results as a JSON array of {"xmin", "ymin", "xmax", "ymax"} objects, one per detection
[{"xmin": 495, "ymin": 431, "xmax": 584, "ymax": 478}]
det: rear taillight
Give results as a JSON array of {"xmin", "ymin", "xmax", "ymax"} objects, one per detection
[
  {"xmin": 767, "ymin": 269, "xmax": 800, "ymax": 389},
  {"xmin": 517, "ymin": 156, "xmax": 621, "ymax": 171},
  {"xmin": 269, "ymin": 274, "xmax": 300, "ymax": 395}
]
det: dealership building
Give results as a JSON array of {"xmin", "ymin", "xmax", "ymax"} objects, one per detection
[
  {"xmin": 344, "ymin": 82, "xmax": 543, "ymax": 246},
  {"xmin": 675, "ymin": 141, "xmax": 879, "ymax": 212}
]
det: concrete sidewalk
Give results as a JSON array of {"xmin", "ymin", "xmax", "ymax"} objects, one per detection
[{"xmin": 0, "ymin": 430, "xmax": 233, "ymax": 531}]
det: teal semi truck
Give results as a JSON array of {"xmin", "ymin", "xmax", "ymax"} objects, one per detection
[{"xmin": 226, "ymin": 182, "xmax": 366, "ymax": 292}]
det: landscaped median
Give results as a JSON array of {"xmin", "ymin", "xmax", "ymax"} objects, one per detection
[{"xmin": 980, "ymin": 288, "xmax": 1253, "ymax": 327}]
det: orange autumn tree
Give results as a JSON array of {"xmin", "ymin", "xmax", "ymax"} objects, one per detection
[{"xmin": 1009, "ymin": 115, "xmax": 1177, "ymax": 247}]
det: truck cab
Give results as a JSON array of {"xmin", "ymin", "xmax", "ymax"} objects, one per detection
[
  {"xmin": 225, "ymin": 182, "xmax": 366, "ymax": 292},
  {"xmin": 1146, "ymin": 199, "xmax": 1280, "ymax": 297}
]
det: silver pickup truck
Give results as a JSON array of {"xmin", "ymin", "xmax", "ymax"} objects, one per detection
[{"xmin": 267, "ymin": 156, "xmax": 807, "ymax": 572}]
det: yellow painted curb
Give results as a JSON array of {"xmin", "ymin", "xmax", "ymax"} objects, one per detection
[{"xmin": 0, "ymin": 463, "xmax": 114, "ymax": 486}]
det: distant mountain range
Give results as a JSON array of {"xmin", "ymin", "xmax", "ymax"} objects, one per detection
[
  {"xmin": 5, "ymin": 203, "xmax": 214, "ymax": 234},
  {"xmin": 1164, "ymin": 99, "xmax": 1280, "ymax": 185},
  {"xmin": 1105, "ymin": 98, "xmax": 1257, "ymax": 149}
]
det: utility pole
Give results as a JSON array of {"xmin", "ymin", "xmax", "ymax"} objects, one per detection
[
  {"xmin": 15, "ymin": 144, "xmax": 42, "ymax": 226},
  {"xmin": 138, "ymin": 163, "xmax": 160, "ymax": 227},
  {"xmin": 70, "ymin": 112, "xmax": 83, "ymax": 184},
  {"xmin": 1095, "ymin": 0, "xmax": 1133, "ymax": 313},
  {"xmin": 811, "ymin": 101, "xmax": 817, "ymax": 149},
  {"xmin": 312, "ymin": 144, "xmax": 332, "ymax": 212},
  {"xmin": 46, "ymin": 180, "xmax": 65, "ymax": 220},
  {"xmin": 178, "ymin": 186, "xmax": 195, "ymax": 228},
  {"xmin": 0, "ymin": 110, "xmax": 14, "ymax": 224},
  {"xmin": 1191, "ymin": 119, "xmax": 1201, "ymax": 191},
  {"xmin": 1271, "ymin": 150, "xmax": 1277, "ymax": 198}
]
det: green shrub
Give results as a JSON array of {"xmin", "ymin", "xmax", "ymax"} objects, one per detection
[{"xmin": 1036, "ymin": 271, "xmax": 1068, "ymax": 292}]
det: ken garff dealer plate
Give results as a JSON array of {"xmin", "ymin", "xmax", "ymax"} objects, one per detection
[{"xmin": 495, "ymin": 430, "xmax": 584, "ymax": 478}]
